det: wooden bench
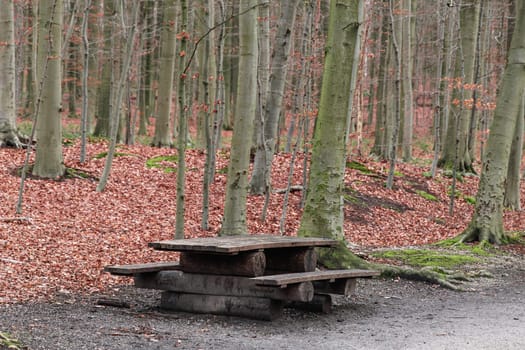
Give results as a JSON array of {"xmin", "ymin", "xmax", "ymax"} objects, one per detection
[{"xmin": 103, "ymin": 262, "xmax": 181, "ymax": 276}]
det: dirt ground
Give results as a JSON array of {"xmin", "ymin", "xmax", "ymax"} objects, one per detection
[{"xmin": 1, "ymin": 251, "xmax": 524, "ymax": 350}]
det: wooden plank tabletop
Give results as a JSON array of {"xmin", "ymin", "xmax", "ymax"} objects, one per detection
[{"xmin": 148, "ymin": 235, "xmax": 337, "ymax": 254}]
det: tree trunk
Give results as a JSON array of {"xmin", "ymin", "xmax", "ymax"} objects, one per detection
[
  {"xmin": 96, "ymin": 1, "xmax": 140, "ymax": 192},
  {"xmin": 93, "ymin": 0, "xmax": 115, "ymax": 138},
  {"xmin": 220, "ymin": 0, "xmax": 258, "ymax": 236},
  {"xmin": 175, "ymin": 0, "xmax": 189, "ymax": 239},
  {"xmin": 461, "ymin": 0, "xmax": 525, "ymax": 244},
  {"xmin": 439, "ymin": 0, "xmax": 481, "ymax": 173},
  {"xmin": 249, "ymin": 0, "xmax": 270, "ymax": 195},
  {"xmin": 249, "ymin": 0, "xmax": 299, "ymax": 195},
  {"xmin": 298, "ymin": 0, "xmax": 368, "ymax": 269},
  {"xmin": 401, "ymin": 0, "xmax": 414, "ymax": 162},
  {"xmin": 33, "ymin": 0, "xmax": 65, "ymax": 178},
  {"xmin": 0, "ymin": 0, "xmax": 22, "ymax": 148},
  {"xmin": 152, "ymin": 0, "xmax": 176, "ymax": 147},
  {"xmin": 503, "ymin": 108, "xmax": 523, "ymax": 210}
]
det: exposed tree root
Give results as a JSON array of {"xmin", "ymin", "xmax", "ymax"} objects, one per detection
[
  {"xmin": 459, "ymin": 224, "xmax": 508, "ymax": 245},
  {"xmin": 317, "ymin": 241, "xmax": 487, "ymax": 291}
]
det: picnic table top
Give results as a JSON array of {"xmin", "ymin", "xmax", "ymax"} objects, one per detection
[{"xmin": 148, "ymin": 234, "xmax": 338, "ymax": 254}]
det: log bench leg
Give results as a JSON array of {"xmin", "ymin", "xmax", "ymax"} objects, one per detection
[
  {"xmin": 288, "ymin": 294, "xmax": 332, "ymax": 314},
  {"xmin": 160, "ymin": 292, "xmax": 284, "ymax": 321},
  {"xmin": 314, "ymin": 278, "xmax": 357, "ymax": 296}
]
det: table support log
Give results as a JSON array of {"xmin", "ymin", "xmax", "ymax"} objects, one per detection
[
  {"xmin": 265, "ymin": 248, "xmax": 317, "ymax": 273},
  {"xmin": 180, "ymin": 251, "xmax": 266, "ymax": 277},
  {"xmin": 134, "ymin": 271, "xmax": 314, "ymax": 302},
  {"xmin": 161, "ymin": 292, "xmax": 284, "ymax": 321}
]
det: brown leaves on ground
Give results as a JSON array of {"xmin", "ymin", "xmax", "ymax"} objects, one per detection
[{"xmin": 0, "ymin": 141, "xmax": 523, "ymax": 304}]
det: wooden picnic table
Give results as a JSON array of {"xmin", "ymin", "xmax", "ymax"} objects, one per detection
[{"xmin": 105, "ymin": 235, "xmax": 379, "ymax": 320}]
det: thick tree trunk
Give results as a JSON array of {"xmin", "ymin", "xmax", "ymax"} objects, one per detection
[
  {"xmin": 298, "ymin": 0, "xmax": 368, "ymax": 269},
  {"xmin": 33, "ymin": 0, "xmax": 65, "ymax": 178},
  {"xmin": 0, "ymin": 0, "xmax": 21, "ymax": 148},
  {"xmin": 220, "ymin": 0, "xmax": 258, "ymax": 235},
  {"xmin": 461, "ymin": 0, "xmax": 525, "ymax": 243}
]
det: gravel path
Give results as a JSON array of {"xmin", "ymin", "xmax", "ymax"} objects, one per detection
[{"xmin": 1, "ymin": 259, "xmax": 524, "ymax": 350}]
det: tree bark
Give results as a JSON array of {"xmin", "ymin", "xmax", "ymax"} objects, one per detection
[
  {"xmin": 439, "ymin": 0, "xmax": 481, "ymax": 173},
  {"xmin": 461, "ymin": 0, "xmax": 525, "ymax": 243},
  {"xmin": 33, "ymin": 0, "xmax": 65, "ymax": 178},
  {"xmin": 0, "ymin": 0, "xmax": 22, "ymax": 148},
  {"xmin": 152, "ymin": 0, "xmax": 176, "ymax": 147},
  {"xmin": 220, "ymin": 0, "xmax": 258, "ymax": 235},
  {"xmin": 298, "ymin": 0, "xmax": 368, "ymax": 269},
  {"xmin": 249, "ymin": 0, "xmax": 299, "ymax": 195}
]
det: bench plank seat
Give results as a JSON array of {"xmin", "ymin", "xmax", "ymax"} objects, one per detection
[
  {"xmin": 104, "ymin": 262, "xmax": 181, "ymax": 276},
  {"xmin": 252, "ymin": 269, "xmax": 380, "ymax": 286}
]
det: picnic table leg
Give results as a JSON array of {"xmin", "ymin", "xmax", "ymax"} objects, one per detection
[{"xmin": 265, "ymin": 247, "xmax": 317, "ymax": 273}]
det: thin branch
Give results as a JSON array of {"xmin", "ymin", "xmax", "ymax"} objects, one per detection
[{"xmin": 183, "ymin": 2, "xmax": 265, "ymax": 74}]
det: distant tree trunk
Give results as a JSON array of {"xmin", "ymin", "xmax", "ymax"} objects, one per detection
[
  {"xmin": 152, "ymin": 0, "xmax": 176, "ymax": 147},
  {"xmin": 503, "ymin": 109, "xmax": 523, "ymax": 210},
  {"xmin": 93, "ymin": 0, "xmax": 115, "ymax": 137},
  {"xmin": 298, "ymin": 0, "xmax": 367, "ymax": 269},
  {"xmin": 80, "ymin": 0, "xmax": 91, "ymax": 163},
  {"xmin": 461, "ymin": 0, "xmax": 525, "ymax": 244},
  {"xmin": 439, "ymin": 0, "xmax": 481, "ymax": 173},
  {"xmin": 370, "ymin": 5, "xmax": 389, "ymax": 159},
  {"xmin": 220, "ymin": 0, "xmax": 258, "ymax": 236},
  {"xmin": 33, "ymin": 0, "xmax": 65, "ymax": 178},
  {"xmin": 138, "ymin": 0, "xmax": 156, "ymax": 135},
  {"xmin": 386, "ymin": 0, "xmax": 402, "ymax": 189},
  {"xmin": 86, "ymin": 0, "xmax": 101, "ymax": 134},
  {"xmin": 0, "ymin": 0, "xmax": 22, "ymax": 148},
  {"xmin": 97, "ymin": 0, "xmax": 140, "ymax": 192},
  {"xmin": 249, "ymin": 0, "xmax": 270, "ymax": 195},
  {"xmin": 250, "ymin": 0, "xmax": 299, "ymax": 195},
  {"xmin": 222, "ymin": 0, "xmax": 239, "ymax": 131},
  {"xmin": 401, "ymin": 0, "xmax": 414, "ymax": 161}
]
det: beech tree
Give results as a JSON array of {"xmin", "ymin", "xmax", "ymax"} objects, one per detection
[
  {"xmin": 249, "ymin": 0, "xmax": 300, "ymax": 195},
  {"xmin": 152, "ymin": 0, "xmax": 177, "ymax": 147},
  {"xmin": 0, "ymin": 0, "xmax": 22, "ymax": 148},
  {"xmin": 33, "ymin": 0, "xmax": 65, "ymax": 179},
  {"xmin": 460, "ymin": 0, "xmax": 525, "ymax": 243},
  {"xmin": 439, "ymin": 0, "xmax": 481, "ymax": 173},
  {"xmin": 220, "ymin": 0, "xmax": 258, "ymax": 236},
  {"xmin": 298, "ymin": 0, "xmax": 367, "ymax": 268}
]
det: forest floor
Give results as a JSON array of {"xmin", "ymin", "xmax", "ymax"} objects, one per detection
[{"xmin": 1, "ymin": 132, "xmax": 524, "ymax": 349}]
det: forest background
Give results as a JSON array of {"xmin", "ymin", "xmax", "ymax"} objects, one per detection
[{"xmin": 0, "ymin": 0, "xmax": 524, "ymax": 304}]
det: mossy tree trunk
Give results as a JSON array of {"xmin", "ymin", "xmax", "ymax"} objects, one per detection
[
  {"xmin": 220, "ymin": 0, "xmax": 258, "ymax": 236},
  {"xmin": 461, "ymin": 0, "xmax": 525, "ymax": 244},
  {"xmin": 298, "ymin": 0, "xmax": 368, "ymax": 269}
]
